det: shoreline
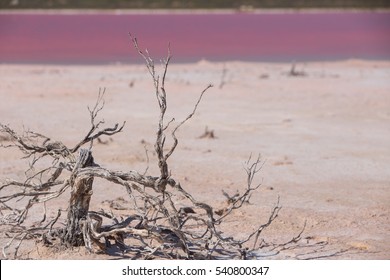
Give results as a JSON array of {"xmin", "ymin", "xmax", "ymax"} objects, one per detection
[
  {"xmin": 1, "ymin": 8, "xmax": 390, "ymax": 15},
  {"xmin": 2, "ymin": 57, "xmax": 390, "ymax": 67}
]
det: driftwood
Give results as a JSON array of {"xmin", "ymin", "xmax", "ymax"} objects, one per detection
[{"xmin": 0, "ymin": 36, "xmax": 329, "ymax": 260}]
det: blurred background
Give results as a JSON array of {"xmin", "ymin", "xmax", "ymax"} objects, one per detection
[{"xmin": 0, "ymin": 0, "xmax": 389, "ymax": 63}]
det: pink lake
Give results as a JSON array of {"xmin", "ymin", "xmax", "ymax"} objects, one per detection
[{"xmin": 0, "ymin": 11, "xmax": 389, "ymax": 63}]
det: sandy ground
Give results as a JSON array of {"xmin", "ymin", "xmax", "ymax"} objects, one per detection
[{"xmin": 0, "ymin": 59, "xmax": 389, "ymax": 259}]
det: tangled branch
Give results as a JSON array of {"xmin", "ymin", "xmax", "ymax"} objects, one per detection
[{"xmin": 0, "ymin": 37, "xmax": 317, "ymax": 260}]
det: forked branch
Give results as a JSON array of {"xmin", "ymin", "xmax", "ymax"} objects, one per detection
[
  {"xmin": 0, "ymin": 38, "xmax": 318, "ymax": 260},
  {"xmin": 130, "ymin": 34, "xmax": 213, "ymax": 192}
]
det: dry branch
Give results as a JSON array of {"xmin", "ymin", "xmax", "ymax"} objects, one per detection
[{"xmin": 0, "ymin": 37, "xmax": 323, "ymax": 260}]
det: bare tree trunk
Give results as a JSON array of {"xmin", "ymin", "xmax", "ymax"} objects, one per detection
[{"xmin": 61, "ymin": 149, "xmax": 95, "ymax": 246}]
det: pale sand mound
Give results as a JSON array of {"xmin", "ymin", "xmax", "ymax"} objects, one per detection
[{"xmin": 0, "ymin": 60, "xmax": 389, "ymax": 259}]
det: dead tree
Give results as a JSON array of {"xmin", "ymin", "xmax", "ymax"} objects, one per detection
[
  {"xmin": 0, "ymin": 89, "xmax": 125, "ymax": 253},
  {"xmin": 0, "ymin": 37, "xmax": 313, "ymax": 260},
  {"xmin": 62, "ymin": 149, "xmax": 96, "ymax": 246}
]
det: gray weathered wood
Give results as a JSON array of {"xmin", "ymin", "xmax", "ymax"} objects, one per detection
[{"xmin": 61, "ymin": 149, "xmax": 95, "ymax": 246}]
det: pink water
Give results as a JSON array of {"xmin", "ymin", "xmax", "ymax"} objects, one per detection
[{"xmin": 0, "ymin": 11, "xmax": 389, "ymax": 63}]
